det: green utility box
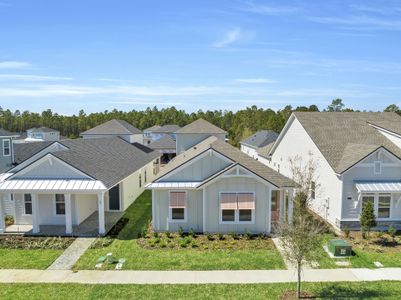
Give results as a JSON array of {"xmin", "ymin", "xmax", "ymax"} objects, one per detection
[{"xmin": 327, "ymin": 239, "xmax": 352, "ymax": 257}]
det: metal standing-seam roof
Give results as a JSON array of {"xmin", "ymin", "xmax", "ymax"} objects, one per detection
[
  {"xmin": 175, "ymin": 119, "xmax": 227, "ymax": 134},
  {"xmin": 292, "ymin": 112, "xmax": 401, "ymax": 174},
  {"xmin": 154, "ymin": 136, "xmax": 296, "ymax": 188},
  {"xmin": 80, "ymin": 119, "xmax": 142, "ymax": 136}
]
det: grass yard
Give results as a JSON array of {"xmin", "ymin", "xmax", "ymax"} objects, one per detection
[
  {"xmin": 0, "ymin": 281, "xmax": 401, "ymax": 299},
  {"xmin": 74, "ymin": 191, "xmax": 285, "ymax": 270}
]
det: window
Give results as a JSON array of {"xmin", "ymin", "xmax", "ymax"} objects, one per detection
[
  {"xmin": 361, "ymin": 194, "xmax": 374, "ymax": 211},
  {"xmin": 3, "ymin": 139, "xmax": 10, "ymax": 157},
  {"xmin": 139, "ymin": 173, "xmax": 142, "ymax": 188},
  {"xmin": 169, "ymin": 191, "xmax": 187, "ymax": 222},
  {"xmin": 153, "ymin": 159, "xmax": 159, "ymax": 175},
  {"xmin": 220, "ymin": 192, "xmax": 255, "ymax": 224},
  {"xmin": 378, "ymin": 194, "xmax": 391, "ymax": 218},
  {"xmin": 310, "ymin": 181, "xmax": 316, "ymax": 200},
  {"xmin": 24, "ymin": 194, "xmax": 32, "ymax": 215},
  {"xmin": 374, "ymin": 161, "xmax": 381, "ymax": 174},
  {"xmin": 55, "ymin": 194, "xmax": 65, "ymax": 215},
  {"xmin": 144, "ymin": 170, "xmax": 147, "ymax": 183}
]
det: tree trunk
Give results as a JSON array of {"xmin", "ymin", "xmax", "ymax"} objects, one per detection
[{"xmin": 297, "ymin": 261, "xmax": 302, "ymax": 299}]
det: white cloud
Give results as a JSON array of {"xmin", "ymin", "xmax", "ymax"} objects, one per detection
[
  {"xmin": 241, "ymin": 3, "xmax": 300, "ymax": 15},
  {"xmin": 0, "ymin": 74, "xmax": 72, "ymax": 81},
  {"xmin": 0, "ymin": 61, "xmax": 32, "ymax": 69},
  {"xmin": 350, "ymin": 4, "xmax": 401, "ymax": 15},
  {"xmin": 234, "ymin": 78, "xmax": 277, "ymax": 84},
  {"xmin": 213, "ymin": 28, "xmax": 242, "ymax": 48}
]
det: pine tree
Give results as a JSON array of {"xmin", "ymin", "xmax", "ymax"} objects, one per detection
[{"xmin": 360, "ymin": 200, "xmax": 377, "ymax": 238}]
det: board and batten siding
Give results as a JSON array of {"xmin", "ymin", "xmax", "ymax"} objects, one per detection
[
  {"xmin": 240, "ymin": 144, "xmax": 258, "ymax": 159},
  {"xmin": 270, "ymin": 117, "xmax": 343, "ymax": 227},
  {"xmin": 152, "ymin": 189, "xmax": 203, "ymax": 232},
  {"xmin": 176, "ymin": 133, "xmax": 226, "ymax": 154}
]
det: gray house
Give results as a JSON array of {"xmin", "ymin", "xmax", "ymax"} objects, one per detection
[
  {"xmin": 0, "ymin": 129, "xmax": 19, "ymax": 172},
  {"xmin": 147, "ymin": 135, "xmax": 296, "ymax": 234},
  {"xmin": 240, "ymin": 130, "xmax": 279, "ymax": 161}
]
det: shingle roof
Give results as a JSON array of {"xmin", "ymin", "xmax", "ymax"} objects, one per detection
[
  {"xmin": 14, "ymin": 138, "xmax": 160, "ymax": 188},
  {"xmin": 80, "ymin": 119, "xmax": 142, "ymax": 136},
  {"xmin": 156, "ymin": 136, "xmax": 296, "ymax": 188},
  {"xmin": 175, "ymin": 119, "xmax": 227, "ymax": 134},
  {"xmin": 292, "ymin": 112, "xmax": 401, "ymax": 173},
  {"xmin": 148, "ymin": 135, "xmax": 176, "ymax": 150},
  {"xmin": 0, "ymin": 129, "xmax": 19, "ymax": 137},
  {"xmin": 14, "ymin": 142, "xmax": 54, "ymax": 163},
  {"xmin": 241, "ymin": 130, "xmax": 279, "ymax": 149},
  {"xmin": 28, "ymin": 127, "xmax": 59, "ymax": 133},
  {"xmin": 144, "ymin": 125, "xmax": 162, "ymax": 132},
  {"xmin": 152, "ymin": 124, "xmax": 181, "ymax": 134}
]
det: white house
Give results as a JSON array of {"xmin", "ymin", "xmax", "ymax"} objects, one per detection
[
  {"xmin": 240, "ymin": 130, "xmax": 279, "ymax": 161},
  {"xmin": 147, "ymin": 136, "xmax": 296, "ymax": 234},
  {"xmin": 0, "ymin": 137, "xmax": 160, "ymax": 236},
  {"xmin": 267, "ymin": 112, "xmax": 401, "ymax": 230},
  {"xmin": 25, "ymin": 127, "xmax": 60, "ymax": 142},
  {"xmin": 80, "ymin": 119, "xmax": 143, "ymax": 144}
]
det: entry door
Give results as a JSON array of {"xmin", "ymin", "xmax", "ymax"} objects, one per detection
[{"xmin": 109, "ymin": 185, "xmax": 120, "ymax": 211}]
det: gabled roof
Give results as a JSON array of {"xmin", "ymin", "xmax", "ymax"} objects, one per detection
[
  {"xmin": 14, "ymin": 141, "xmax": 54, "ymax": 163},
  {"xmin": 0, "ymin": 128, "xmax": 19, "ymax": 137},
  {"xmin": 155, "ymin": 136, "xmax": 296, "ymax": 188},
  {"xmin": 152, "ymin": 124, "xmax": 181, "ymax": 134},
  {"xmin": 80, "ymin": 119, "xmax": 142, "ymax": 136},
  {"xmin": 144, "ymin": 125, "xmax": 162, "ymax": 132},
  {"xmin": 241, "ymin": 130, "xmax": 279, "ymax": 149},
  {"xmin": 148, "ymin": 135, "xmax": 176, "ymax": 150},
  {"xmin": 175, "ymin": 119, "xmax": 227, "ymax": 134},
  {"xmin": 28, "ymin": 127, "xmax": 59, "ymax": 133},
  {"xmin": 290, "ymin": 112, "xmax": 401, "ymax": 174},
  {"xmin": 13, "ymin": 138, "xmax": 160, "ymax": 189}
]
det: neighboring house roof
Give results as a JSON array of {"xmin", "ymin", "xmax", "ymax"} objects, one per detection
[
  {"xmin": 288, "ymin": 112, "xmax": 401, "ymax": 174},
  {"xmin": 241, "ymin": 130, "xmax": 279, "ymax": 149},
  {"xmin": 28, "ymin": 127, "xmax": 59, "ymax": 133},
  {"xmin": 175, "ymin": 119, "xmax": 227, "ymax": 134},
  {"xmin": 155, "ymin": 136, "xmax": 296, "ymax": 188},
  {"xmin": 148, "ymin": 135, "xmax": 176, "ymax": 150},
  {"xmin": 13, "ymin": 138, "xmax": 160, "ymax": 189},
  {"xmin": 151, "ymin": 124, "xmax": 181, "ymax": 134},
  {"xmin": 0, "ymin": 128, "xmax": 19, "ymax": 137},
  {"xmin": 257, "ymin": 142, "xmax": 276, "ymax": 159},
  {"xmin": 80, "ymin": 119, "xmax": 142, "ymax": 136},
  {"xmin": 144, "ymin": 125, "xmax": 162, "ymax": 132}
]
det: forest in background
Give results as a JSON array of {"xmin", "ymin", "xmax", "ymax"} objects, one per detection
[{"xmin": 0, "ymin": 99, "xmax": 399, "ymax": 146}]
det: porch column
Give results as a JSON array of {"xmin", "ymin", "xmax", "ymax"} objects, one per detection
[
  {"xmin": 31, "ymin": 193, "xmax": 40, "ymax": 234},
  {"xmin": 279, "ymin": 189, "xmax": 286, "ymax": 222},
  {"xmin": 98, "ymin": 192, "xmax": 105, "ymax": 235},
  {"xmin": 65, "ymin": 194, "xmax": 72, "ymax": 234},
  {"xmin": 0, "ymin": 194, "xmax": 6, "ymax": 234},
  {"xmin": 288, "ymin": 189, "xmax": 294, "ymax": 224}
]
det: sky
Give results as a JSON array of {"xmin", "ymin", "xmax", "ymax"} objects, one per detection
[{"xmin": 0, "ymin": 0, "xmax": 401, "ymax": 115}]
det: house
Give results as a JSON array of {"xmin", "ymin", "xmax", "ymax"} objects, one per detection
[
  {"xmin": 80, "ymin": 119, "xmax": 143, "ymax": 144},
  {"xmin": 143, "ymin": 124, "xmax": 181, "ymax": 145},
  {"xmin": 267, "ymin": 112, "xmax": 401, "ymax": 230},
  {"xmin": 26, "ymin": 127, "xmax": 60, "ymax": 142},
  {"xmin": 143, "ymin": 125, "xmax": 162, "ymax": 145},
  {"xmin": 175, "ymin": 119, "xmax": 227, "ymax": 154},
  {"xmin": 0, "ymin": 129, "xmax": 19, "ymax": 172},
  {"xmin": 147, "ymin": 135, "xmax": 296, "ymax": 234},
  {"xmin": 148, "ymin": 135, "xmax": 177, "ymax": 164},
  {"xmin": 0, "ymin": 137, "xmax": 160, "ymax": 236},
  {"xmin": 240, "ymin": 130, "xmax": 279, "ymax": 161}
]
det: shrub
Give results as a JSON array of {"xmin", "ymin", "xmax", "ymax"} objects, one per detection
[
  {"xmin": 5, "ymin": 215, "xmax": 14, "ymax": 226},
  {"xmin": 178, "ymin": 226, "xmax": 184, "ymax": 237},
  {"xmin": 343, "ymin": 226, "xmax": 350, "ymax": 238},
  {"xmin": 159, "ymin": 241, "xmax": 167, "ymax": 248},
  {"xmin": 388, "ymin": 225, "xmax": 396, "ymax": 238},
  {"xmin": 165, "ymin": 231, "xmax": 171, "ymax": 239},
  {"xmin": 218, "ymin": 233, "xmax": 224, "ymax": 240},
  {"xmin": 179, "ymin": 237, "xmax": 192, "ymax": 248},
  {"xmin": 153, "ymin": 231, "xmax": 159, "ymax": 238},
  {"xmin": 244, "ymin": 229, "xmax": 252, "ymax": 240},
  {"xmin": 229, "ymin": 231, "xmax": 239, "ymax": 240},
  {"xmin": 258, "ymin": 232, "xmax": 265, "ymax": 239},
  {"xmin": 189, "ymin": 228, "xmax": 195, "ymax": 238},
  {"xmin": 206, "ymin": 232, "xmax": 214, "ymax": 241},
  {"xmin": 360, "ymin": 200, "xmax": 377, "ymax": 239}
]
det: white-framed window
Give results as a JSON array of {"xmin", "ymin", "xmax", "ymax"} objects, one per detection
[
  {"xmin": 378, "ymin": 194, "xmax": 391, "ymax": 219},
  {"xmin": 24, "ymin": 194, "xmax": 32, "ymax": 215},
  {"xmin": 374, "ymin": 161, "xmax": 382, "ymax": 174},
  {"xmin": 139, "ymin": 173, "xmax": 142, "ymax": 188},
  {"xmin": 169, "ymin": 191, "xmax": 187, "ymax": 223},
  {"xmin": 55, "ymin": 194, "xmax": 65, "ymax": 215},
  {"xmin": 219, "ymin": 192, "xmax": 255, "ymax": 224},
  {"xmin": 144, "ymin": 170, "xmax": 147, "ymax": 183},
  {"xmin": 310, "ymin": 181, "xmax": 316, "ymax": 200},
  {"xmin": 3, "ymin": 139, "xmax": 10, "ymax": 157}
]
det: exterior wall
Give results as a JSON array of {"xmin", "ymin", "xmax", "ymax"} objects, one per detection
[
  {"xmin": 74, "ymin": 194, "xmax": 97, "ymax": 224},
  {"xmin": 376, "ymin": 128, "xmax": 401, "ymax": 149},
  {"xmin": 152, "ymin": 189, "xmax": 203, "ymax": 232},
  {"xmin": 240, "ymin": 144, "xmax": 258, "ymax": 159},
  {"xmin": 3, "ymin": 194, "xmax": 14, "ymax": 216},
  {"xmin": 258, "ymin": 155, "xmax": 270, "ymax": 166},
  {"xmin": 176, "ymin": 133, "xmax": 226, "ymax": 154},
  {"xmin": 0, "ymin": 137, "xmax": 13, "ymax": 172},
  {"xmin": 270, "ymin": 117, "xmax": 343, "ymax": 227},
  {"xmin": 129, "ymin": 134, "xmax": 144, "ymax": 144},
  {"xmin": 162, "ymin": 153, "xmax": 231, "ymax": 182},
  {"xmin": 27, "ymin": 130, "xmax": 60, "ymax": 141},
  {"xmin": 37, "ymin": 194, "xmax": 66, "ymax": 225}
]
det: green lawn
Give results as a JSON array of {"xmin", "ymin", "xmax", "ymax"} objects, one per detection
[
  {"xmin": 75, "ymin": 191, "xmax": 285, "ymax": 270},
  {"xmin": 0, "ymin": 282, "xmax": 400, "ymax": 299},
  {"xmin": 0, "ymin": 249, "xmax": 63, "ymax": 269}
]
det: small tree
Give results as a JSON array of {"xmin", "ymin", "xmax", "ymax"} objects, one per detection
[
  {"xmin": 360, "ymin": 200, "xmax": 376, "ymax": 238},
  {"xmin": 276, "ymin": 212, "xmax": 322, "ymax": 299}
]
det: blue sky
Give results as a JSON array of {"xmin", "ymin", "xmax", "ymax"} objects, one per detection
[{"xmin": 0, "ymin": 0, "xmax": 401, "ymax": 114}]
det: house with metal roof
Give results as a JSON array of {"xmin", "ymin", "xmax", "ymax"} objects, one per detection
[
  {"xmin": 80, "ymin": 119, "xmax": 143, "ymax": 144},
  {"xmin": 147, "ymin": 132, "xmax": 296, "ymax": 234},
  {"xmin": 240, "ymin": 130, "xmax": 279, "ymax": 161},
  {"xmin": 0, "ymin": 137, "xmax": 160, "ymax": 236},
  {"xmin": 267, "ymin": 112, "xmax": 401, "ymax": 231}
]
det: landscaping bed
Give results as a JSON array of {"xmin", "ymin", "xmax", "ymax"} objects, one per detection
[{"xmin": 0, "ymin": 236, "xmax": 75, "ymax": 250}]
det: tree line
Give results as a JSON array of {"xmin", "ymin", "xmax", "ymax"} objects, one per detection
[{"xmin": 0, "ymin": 99, "xmax": 398, "ymax": 146}]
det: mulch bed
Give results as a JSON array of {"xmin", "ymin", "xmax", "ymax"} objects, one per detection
[
  {"xmin": 0, "ymin": 236, "xmax": 75, "ymax": 250},
  {"xmin": 280, "ymin": 290, "xmax": 315, "ymax": 299}
]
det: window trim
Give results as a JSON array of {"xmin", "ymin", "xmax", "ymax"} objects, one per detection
[
  {"xmin": 219, "ymin": 191, "xmax": 256, "ymax": 225},
  {"xmin": 168, "ymin": 190, "xmax": 188, "ymax": 223},
  {"xmin": 23, "ymin": 193, "xmax": 32, "ymax": 216},
  {"xmin": 2, "ymin": 139, "xmax": 10, "ymax": 157},
  {"xmin": 360, "ymin": 193, "xmax": 392, "ymax": 220},
  {"xmin": 310, "ymin": 181, "xmax": 316, "ymax": 200},
  {"xmin": 54, "ymin": 194, "xmax": 66, "ymax": 216},
  {"xmin": 378, "ymin": 193, "xmax": 391, "ymax": 219}
]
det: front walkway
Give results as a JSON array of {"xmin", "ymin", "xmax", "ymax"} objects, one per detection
[
  {"xmin": 47, "ymin": 238, "xmax": 96, "ymax": 270},
  {"xmin": 0, "ymin": 268, "xmax": 400, "ymax": 284}
]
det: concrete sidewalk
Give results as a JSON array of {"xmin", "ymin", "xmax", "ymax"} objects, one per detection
[{"xmin": 0, "ymin": 268, "xmax": 400, "ymax": 284}]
